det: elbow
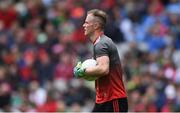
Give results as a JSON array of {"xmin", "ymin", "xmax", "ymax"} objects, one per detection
[
  {"xmin": 97, "ymin": 64, "xmax": 109, "ymax": 76},
  {"xmin": 101, "ymin": 68, "xmax": 109, "ymax": 75}
]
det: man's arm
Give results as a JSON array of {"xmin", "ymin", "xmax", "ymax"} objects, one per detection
[{"xmin": 85, "ymin": 55, "xmax": 109, "ymax": 77}]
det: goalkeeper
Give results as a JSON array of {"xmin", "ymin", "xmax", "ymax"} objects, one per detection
[{"xmin": 74, "ymin": 9, "xmax": 128, "ymax": 112}]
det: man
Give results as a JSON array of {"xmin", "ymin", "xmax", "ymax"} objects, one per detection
[{"xmin": 74, "ymin": 9, "xmax": 128, "ymax": 112}]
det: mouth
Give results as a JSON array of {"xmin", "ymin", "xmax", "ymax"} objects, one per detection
[{"xmin": 84, "ymin": 28, "xmax": 87, "ymax": 32}]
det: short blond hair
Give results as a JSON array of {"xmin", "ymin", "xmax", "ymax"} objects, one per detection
[{"xmin": 87, "ymin": 9, "xmax": 107, "ymax": 29}]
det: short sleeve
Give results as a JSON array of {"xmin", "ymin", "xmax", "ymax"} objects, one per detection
[{"xmin": 94, "ymin": 41, "xmax": 109, "ymax": 58}]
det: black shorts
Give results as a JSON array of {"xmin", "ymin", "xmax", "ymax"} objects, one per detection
[{"xmin": 92, "ymin": 98, "xmax": 128, "ymax": 112}]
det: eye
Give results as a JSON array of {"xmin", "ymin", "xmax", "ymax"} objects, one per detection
[{"xmin": 85, "ymin": 21, "xmax": 89, "ymax": 24}]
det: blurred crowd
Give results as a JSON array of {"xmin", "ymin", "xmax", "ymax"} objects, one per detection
[{"xmin": 0, "ymin": 0, "xmax": 180, "ymax": 112}]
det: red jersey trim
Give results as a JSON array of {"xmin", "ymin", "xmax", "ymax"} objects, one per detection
[{"xmin": 93, "ymin": 32, "xmax": 104, "ymax": 45}]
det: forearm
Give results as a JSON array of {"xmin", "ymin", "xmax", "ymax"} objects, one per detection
[
  {"xmin": 85, "ymin": 65, "xmax": 109, "ymax": 77},
  {"xmin": 83, "ymin": 56, "xmax": 110, "ymax": 78}
]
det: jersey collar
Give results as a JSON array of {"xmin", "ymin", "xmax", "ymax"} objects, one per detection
[{"xmin": 93, "ymin": 32, "xmax": 104, "ymax": 45}]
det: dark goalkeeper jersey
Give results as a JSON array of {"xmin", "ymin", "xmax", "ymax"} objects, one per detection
[{"xmin": 93, "ymin": 35, "xmax": 127, "ymax": 104}]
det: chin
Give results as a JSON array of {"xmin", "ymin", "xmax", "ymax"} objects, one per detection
[
  {"xmin": 84, "ymin": 31, "xmax": 91, "ymax": 37},
  {"xmin": 84, "ymin": 32, "xmax": 88, "ymax": 36}
]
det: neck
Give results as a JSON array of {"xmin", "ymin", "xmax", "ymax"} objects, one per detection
[{"xmin": 90, "ymin": 30, "xmax": 104, "ymax": 43}]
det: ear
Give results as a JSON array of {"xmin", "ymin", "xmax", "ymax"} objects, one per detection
[{"xmin": 93, "ymin": 22, "xmax": 100, "ymax": 30}]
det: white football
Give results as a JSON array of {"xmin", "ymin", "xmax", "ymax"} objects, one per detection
[
  {"xmin": 81, "ymin": 59, "xmax": 97, "ymax": 69},
  {"xmin": 81, "ymin": 59, "xmax": 98, "ymax": 81}
]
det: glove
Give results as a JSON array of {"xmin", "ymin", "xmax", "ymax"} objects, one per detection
[{"xmin": 73, "ymin": 62, "xmax": 86, "ymax": 78}]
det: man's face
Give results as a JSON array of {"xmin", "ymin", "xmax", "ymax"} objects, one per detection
[{"xmin": 83, "ymin": 14, "xmax": 95, "ymax": 36}]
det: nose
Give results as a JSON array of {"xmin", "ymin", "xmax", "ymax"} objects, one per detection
[{"xmin": 83, "ymin": 23, "xmax": 85, "ymax": 27}]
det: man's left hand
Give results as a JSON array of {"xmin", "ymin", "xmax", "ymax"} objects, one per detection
[{"xmin": 73, "ymin": 62, "xmax": 86, "ymax": 78}]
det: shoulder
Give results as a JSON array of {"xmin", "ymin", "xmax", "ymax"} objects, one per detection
[
  {"xmin": 94, "ymin": 35, "xmax": 114, "ymax": 51},
  {"xmin": 95, "ymin": 35, "xmax": 113, "ymax": 45},
  {"xmin": 101, "ymin": 35, "xmax": 112, "ymax": 42},
  {"xmin": 99, "ymin": 35, "xmax": 115, "ymax": 48}
]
